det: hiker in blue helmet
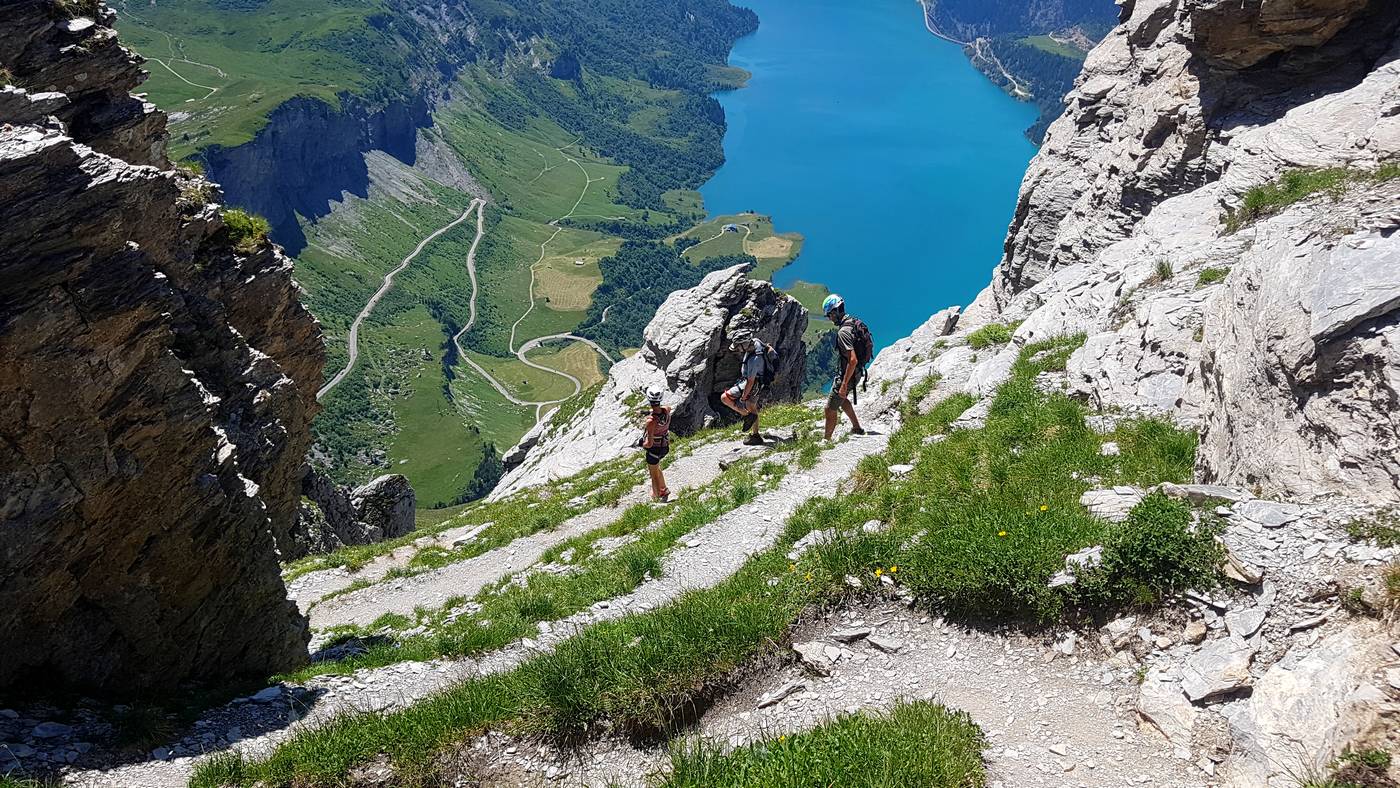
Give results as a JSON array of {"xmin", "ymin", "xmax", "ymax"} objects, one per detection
[{"xmin": 821, "ymin": 294, "xmax": 871, "ymax": 440}]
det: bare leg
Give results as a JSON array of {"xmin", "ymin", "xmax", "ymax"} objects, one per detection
[
  {"xmin": 824, "ymin": 406, "xmax": 839, "ymax": 440},
  {"xmin": 841, "ymin": 397, "xmax": 862, "ymax": 433},
  {"xmin": 647, "ymin": 463, "xmax": 667, "ymax": 499},
  {"xmin": 721, "ymin": 391, "xmax": 745, "ymax": 416}
]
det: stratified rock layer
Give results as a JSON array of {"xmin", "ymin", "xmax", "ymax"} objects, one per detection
[
  {"xmin": 492, "ymin": 264, "xmax": 807, "ymax": 498},
  {"xmin": 0, "ymin": 1, "xmax": 322, "ymax": 691}
]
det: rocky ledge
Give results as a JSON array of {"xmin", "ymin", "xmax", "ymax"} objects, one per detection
[
  {"xmin": 290, "ymin": 469, "xmax": 417, "ymax": 560},
  {"xmin": 0, "ymin": 1, "xmax": 323, "ymax": 691}
]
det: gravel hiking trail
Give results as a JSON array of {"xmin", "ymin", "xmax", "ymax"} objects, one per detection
[
  {"xmin": 68, "ymin": 427, "xmax": 889, "ymax": 788},
  {"xmin": 470, "ymin": 600, "xmax": 1205, "ymax": 787},
  {"xmin": 301, "ymin": 435, "xmax": 775, "ymax": 630}
]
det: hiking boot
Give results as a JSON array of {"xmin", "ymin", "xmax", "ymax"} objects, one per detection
[
  {"xmin": 851, "ymin": 427, "xmax": 867, "ymax": 436},
  {"xmin": 743, "ymin": 433, "xmax": 765, "ymax": 446},
  {"xmin": 741, "ymin": 412, "xmax": 759, "ymax": 432}
]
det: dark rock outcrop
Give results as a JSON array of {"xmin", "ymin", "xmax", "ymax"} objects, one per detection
[
  {"xmin": 1, "ymin": 1, "xmax": 167, "ymax": 167},
  {"xmin": 0, "ymin": 1, "xmax": 321, "ymax": 692},
  {"xmin": 492, "ymin": 264, "xmax": 808, "ymax": 498},
  {"xmin": 290, "ymin": 469, "xmax": 416, "ymax": 559},
  {"xmin": 201, "ymin": 95, "xmax": 429, "ymax": 255}
]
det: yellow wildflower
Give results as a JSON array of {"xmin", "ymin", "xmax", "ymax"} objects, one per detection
[
  {"xmin": 788, "ymin": 563, "xmax": 796, "ymax": 572},
  {"xmin": 890, "ymin": 565, "xmax": 899, "ymax": 574},
  {"xmin": 1039, "ymin": 504, "xmax": 1049, "ymax": 512},
  {"xmin": 997, "ymin": 530, "xmax": 1008, "ymax": 537},
  {"xmin": 805, "ymin": 572, "xmax": 813, "ymax": 581},
  {"xmin": 874, "ymin": 568, "xmax": 883, "ymax": 577}
]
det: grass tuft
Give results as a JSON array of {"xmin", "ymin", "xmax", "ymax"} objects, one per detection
[
  {"xmin": 966, "ymin": 322, "xmax": 1016, "ymax": 350},
  {"xmin": 661, "ymin": 700, "xmax": 985, "ymax": 787},
  {"xmin": 1345, "ymin": 514, "xmax": 1400, "ymax": 547},
  {"xmin": 1196, "ymin": 266, "xmax": 1229, "ymax": 287},
  {"xmin": 110, "ymin": 704, "xmax": 179, "ymax": 752},
  {"xmin": 1223, "ymin": 164, "xmax": 1400, "ymax": 232},
  {"xmin": 1150, "ymin": 258, "xmax": 1174, "ymax": 284},
  {"xmin": 221, "ymin": 208, "xmax": 271, "ymax": 254}
]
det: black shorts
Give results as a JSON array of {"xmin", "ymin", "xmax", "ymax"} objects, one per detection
[
  {"xmin": 827, "ymin": 368, "xmax": 863, "ymax": 409},
  {"xmin": 645, "ymin": 444, "xmax": 670, "ymax": 466}
]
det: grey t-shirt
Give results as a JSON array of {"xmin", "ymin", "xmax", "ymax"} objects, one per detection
[
  {"xmin": 740, "ymin": 342, "xmax": 765, "ymax": 381},
  {"xmin": 835, "ymin": 321, "xmax": 856, "ymax": 373}
]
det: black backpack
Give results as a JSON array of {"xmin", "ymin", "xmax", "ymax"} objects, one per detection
[
  {"xmin": 846, "ymin": 316, "xmax": 874, "ymax": 366},
  {"xmin": 747, "ymin": 341, "xmax": 781, "ymax": 389}
]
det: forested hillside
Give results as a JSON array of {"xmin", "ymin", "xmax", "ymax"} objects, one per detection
[
  {"xmin": 924, "ymin": 0, "xmax": 1115, "ymax": 40},
  {"xmin": 922, "ymin": 0, "xmax": 1117, "ymax": 141}
]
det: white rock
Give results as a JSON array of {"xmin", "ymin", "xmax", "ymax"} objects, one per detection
[
  {"xmin": 1181, "ymin": 637, "xmax": 1256, "ymax": 702},
  {"xmin": 831, "ymin": 627, "xmax": 871, "ymax": 643},
  {"xmin": 757, "ymin": 680, "xmax": 806, "ymax": 709},
  {"xmin": 793, "ymin": 642, "xmax": 832, "ymax": 675},
  {"xmin": 867, "ymin": 635, "xmax": 904, "ymax": 653},
  {"xmin": 1080, "ymin": 488, "xmax": 1144, "ymax": 522},
  {"xmin": 1233, "ymin": 500, "xmax": 1303, "ymax": 530}
]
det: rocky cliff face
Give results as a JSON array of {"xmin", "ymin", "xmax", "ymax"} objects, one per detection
[
  {"xmin": 863, "ymin": 2, "xmax": 1400, "ymax": 781},
  {"xmin": 202, "ymin": 95, "xmax": 431, "ymax": 255},
  {"xmin": 996, "ymin": 0, "xmax": 1400, "ymax": 298},
  {"xmin": 872, "ymin": 0, "xmax": 1400, "ymax": 508},
  {"xmin": 492, "ymin": 264, "xmax": 808, "ymax": 499},
  {"xmin": 0, "ymin": 1, "xmax": 322, "ymax": 691}
]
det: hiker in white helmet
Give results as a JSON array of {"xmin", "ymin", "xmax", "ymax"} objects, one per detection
[{"xmin": 638, "ymin": 386, "xmax": 672, "ymax": 502}]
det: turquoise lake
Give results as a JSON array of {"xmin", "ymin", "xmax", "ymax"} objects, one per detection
[{"xmin": 702, "ymin": 0, "xmax": 1040, "ymax": 349}]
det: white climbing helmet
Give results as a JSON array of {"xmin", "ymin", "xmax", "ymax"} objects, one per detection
[{"xmin": 645, "ymin": 386, "xmax": 664, "ymax": 405}]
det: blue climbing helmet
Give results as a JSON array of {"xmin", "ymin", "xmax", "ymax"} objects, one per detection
[{"xmin": 821, "ymin": 293, "xmax": 844, "ymax": 316}]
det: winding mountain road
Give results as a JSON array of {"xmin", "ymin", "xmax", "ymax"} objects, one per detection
[
  {"xmin": 316, "ymin": 141, "xmax": 616, "ymax": 424},
  {"xmin": 318, "ymin": 201, "xmax": 482, "ymax": 401}
]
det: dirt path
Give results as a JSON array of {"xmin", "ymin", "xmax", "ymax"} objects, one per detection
[
  {"xmin": 318, "ymin": 200, "xmax": 483, "ymax": 400},
  {"xmin": 67, "ymin": 428, "xmax": 888, "ymax": 788},
  {"xmin": 305, "ymin": 436, "xmax": 777, "ymax": 630},
  {"xmin": 491, "ymin": 601, "xmax": 1206, "ymax": 787}
]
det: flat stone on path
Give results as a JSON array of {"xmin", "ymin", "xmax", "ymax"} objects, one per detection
[
  {"xmin": 1181, "ymin": 637, "xmax": 1256, "ymax": 702},
  {"xmin": 1233, "ymin": 500, "xmax": 1302, "ymax": 529}
]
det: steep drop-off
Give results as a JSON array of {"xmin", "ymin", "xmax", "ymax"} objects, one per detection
[{"xmin": 0, "ymin": 1, "xmax": 322, "ymax": 691}]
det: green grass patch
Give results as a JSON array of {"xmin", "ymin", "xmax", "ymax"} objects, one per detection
[
  {"xmin": 283, "ymin": 458, "xmax": 642, "ymax": 583},
  {"xmin": 1019, "ymin": 34, "xmax": 1086, "ymax": 60},
  {"xmin": 284, "ymin": 438, "xmax": 823, "ymax": 682},
  {"xmin": 221, "ymin": 208, "xmax": 269, "ymax": 254},
  {"xmin": 966, "ymin": 322, "xmax": 1017, "ymax": 350},
  {"xmin": 1344, "ymin": 513, "xmax": 1400, "ymax": 547},
  {"xmin": 662, "ymin": 700, "xmax": 985, "ymax": 787},
  {"xmin": 1224, "ymin": 165, "xmax": 1400, "ymax": 232},
  {"xmin": 1195, "ymin": 266, "xmax": 1229, "ymax": 287}
]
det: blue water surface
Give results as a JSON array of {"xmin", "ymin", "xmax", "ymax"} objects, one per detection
[{"xmin": 701, "ymin": 0, "xmax": 1039, "ymax": 349}]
